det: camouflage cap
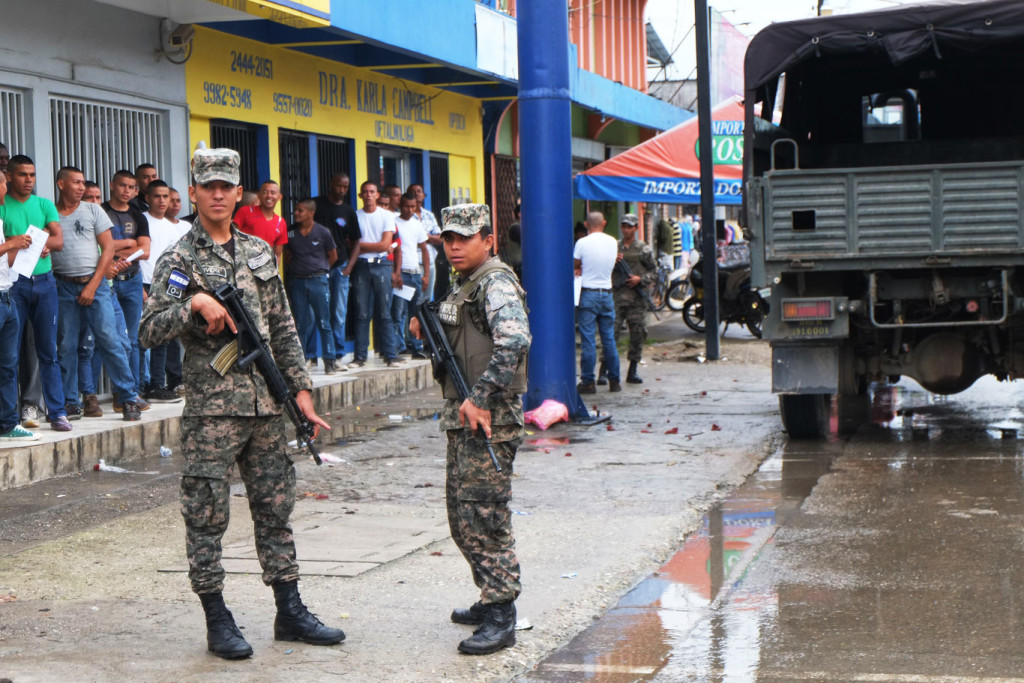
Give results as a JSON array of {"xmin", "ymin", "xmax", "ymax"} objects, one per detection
[
  {"xmin": 191, "ymin": 148, "xmax": 240, "ymax": 186},
  {"xmin": 441, "ymin": 203, "xmax": 491, "ymax": 237},
  {"xmin": 621, "ymin": 213, "xmax": 639, "ymax": 226}
]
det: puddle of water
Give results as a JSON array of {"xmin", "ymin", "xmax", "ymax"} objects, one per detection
[{"xmin": 522, "ymin": 444, "xmax": 833, "ymax": 682}]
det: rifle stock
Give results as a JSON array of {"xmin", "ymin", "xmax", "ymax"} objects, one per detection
[
  {"xmin": 416, "ymin": 302, "xmax": 502, "ymax": 472},
  {"xmin": 213, "ymin": 283, "xmax": 322, "ymax": 466}
]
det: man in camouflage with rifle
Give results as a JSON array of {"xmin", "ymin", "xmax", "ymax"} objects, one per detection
[
  {"xmin": 412, "ymin": 203, "xmax": 531, "ymax": 655},
  {"xmin": 614, "ymin": 213, "xmax": 657, "ymax": 384},
  {"xmin": 139, "ymin": 147, "xmax": 343, "ymax": 660}
]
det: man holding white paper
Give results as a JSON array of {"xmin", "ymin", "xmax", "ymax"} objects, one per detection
[
  {"xmin": 390, "ymin": 192, "xmax": 430, "ymax": 358},
  {"xmin": 53, "ymin": 166, "xmax": 143, "ymax": 422},
  {"xmin": 0, "ymin": 155, "xmax": 71, "ymax": 431}
]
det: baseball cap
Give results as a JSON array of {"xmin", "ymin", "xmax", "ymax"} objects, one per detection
[
  {"xmin": 441, "ymin": 203, "xmax": 490, "ymax": 237},
  {"xmin": 621, "ymin": 213, "xmax": 639, "ymax": 226},
  {"xmin": 191, "ymin": 148, "xmax": 241, "ymax": 186}
]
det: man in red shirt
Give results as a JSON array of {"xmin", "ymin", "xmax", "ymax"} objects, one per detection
[{"xmin": 235, "ymin": 180, "xmax": 287, "ymax": 261}]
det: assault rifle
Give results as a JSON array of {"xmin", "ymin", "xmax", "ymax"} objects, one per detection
[
  {"xmin": 209, "ymin": 283, "xmax": 322, "ymax": 466},
  {"xmin": 416, "ymin": 302, "xmax": 502, "ymax": 472},
  {"xmin": 614, "ymin": 258, "xmax": 659, "ymax": 318}
]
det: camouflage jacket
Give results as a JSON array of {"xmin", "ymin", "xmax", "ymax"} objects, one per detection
[
  {"xmin": 615, "ymin": 238, "xmax": 657, "ymax": 304},
  {"xmin": 439, "ymin": 258, "xmax": 531, "ymax": 435},
  {"xmin": 139, "ymin": 220, "xmax": 312, "ymax": 417}
]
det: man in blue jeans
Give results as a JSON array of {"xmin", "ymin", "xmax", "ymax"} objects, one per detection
[
  {"xmin": 284, "ymin": 198, "xmax": 338, "ymax": 373},
  {"xmin": 102, "ymin": 170, "xmax": 152, "ymax": 406},
  {"xmin": 390, "ymin": 193, "xmax": 430, "ymax": 357},
  {"xmin": 343, "ymin": 181, "xmax": 400, "ymax": 368},
  {"xmin": 573, "ymin": 211, "xmax": 621, "ymax": 394},
  {"xmin": 0, "ymin": 169, "xmax": 39, "ymax": 441},
  {"xmin": 0, "ymin": 155, "xmax": 72, "ymax": 431},
  {"xmin": 314, "ymin": 173, "xmax": 360, "ymax": 362},
  {"xmin": 53, "ymin": 166, "xmax": 143, "ymax": 421}
]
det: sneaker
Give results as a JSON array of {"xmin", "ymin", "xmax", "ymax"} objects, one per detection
[
  {"xmin": 0, "ymin": 424, "xmax": 40, "ymax": 442},
  {"xmin": 135, "ymin": 398, "xmax": 151, "ymax": 412},
  {"xmin": 65, "ymin": 403, "xmax": 82, "ymax": 421},
  {"xmin": 143, "ymin": 387, "xmax": 183, "ymax": 403},
  {"xmin": 308, "ymin": 358, "xmax": 317, "ymax": 368},
  {"xmin": 49, "ymin": 416, "xmax": 73, "ymax": 432},
  {"xmin": 112, "ymin": 396, "xmax": 122, "ymax": 412},
  {"xmin": 83, "ymin": 394, "xmax": 103, "ymax": 417},
  {"xmin": 577, "ymin": 381, "xmax": 597, "ymax": 395},
  {"xmin": 347, "ymin": 359, "xmax": 366, "ymax": 369},
  {"xmin": 20, "ymin": 405, "xmax": 39, "ymax": 429},
  {"xmin": 122, "ymin": 401, "xmax": 142, "ymax": 421},
  {"xmin": 385, "ymin": 357, "xmax": 403, "ymax": 367},
  {"xmin": 410, "ymin": 350, "xmax": 428, "ymax": 359},
  {"xmin": 324, "ymin": 359, "xmax": 337, "ymax": 375},
  {"xmin": 609, "ymin": 380, "xmax": 622, "ymax": 392},
  {"xmin": 174, "ymin": 384, "xmax": 185, "ymax": 397}
]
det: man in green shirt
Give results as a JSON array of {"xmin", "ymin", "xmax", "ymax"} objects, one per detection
[{"xmin": 0, "ymin": 155, "xmax": 70, "ymax": 431}]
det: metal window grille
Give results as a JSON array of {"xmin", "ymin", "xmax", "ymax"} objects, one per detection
[
  {"xmin": 492, "ymin": 154, "xmax": 519, "ymax": 238},
  {"xmin": 429, "ymin": 154, "xmax": 450, "ymax": 220},
  {"xmin": 0, "ymin": 87, "xmax": 26, "ymax": 154},
  {"xmin": 211, "ymin": 120, "xmax": 260, "ymax": 192},
  {"xmin": 50, "ymin": 96, "xmax": 164, "ymax": 187},
  {"xmin": 278, "ymin": 129, "xmax": 310, "ymax": 222},
  {"xmin": 316, "ymin": 135, "xmax": 352, "ymax": 198}
]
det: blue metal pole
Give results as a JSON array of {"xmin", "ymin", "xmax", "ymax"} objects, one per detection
[{"xmin": 517, "ymin": 0, "xmax": 588, "ymax": 417}]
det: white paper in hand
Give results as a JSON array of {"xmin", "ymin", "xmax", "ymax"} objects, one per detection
[
  {"xmin": 392, "ymin": 284, "xmax": 416, "ymax": 301},
  {"xmin": 12, "ymin": 225, "xmax": 48, "ymax": 278}
]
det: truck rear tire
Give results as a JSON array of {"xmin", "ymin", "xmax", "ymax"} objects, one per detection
[{"xmin": 779, "ymin": 394, "xmax": 831, "ymax": 439}]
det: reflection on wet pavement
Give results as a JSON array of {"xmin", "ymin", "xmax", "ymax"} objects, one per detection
[{"xmin": 520, "ymin": 377, "xmax": 1024, "ymax": 682}]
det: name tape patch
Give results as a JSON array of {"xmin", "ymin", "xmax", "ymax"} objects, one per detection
[{"xmin": 248, "ymin": 252, "xmax": 272, "ymax": 270}]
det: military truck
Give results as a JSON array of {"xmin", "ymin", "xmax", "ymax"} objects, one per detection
[{"xmin": 744, "ymin": 1, "xmax": 1024, "ymax": 437}]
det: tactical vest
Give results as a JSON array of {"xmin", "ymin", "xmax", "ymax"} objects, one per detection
[{"xmin": 437, "ymin": 258, "xmax": 528, "ymax": 400}]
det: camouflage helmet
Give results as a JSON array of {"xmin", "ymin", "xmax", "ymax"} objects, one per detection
[
  {"xmin": 441, "ymin": 203, "xmax": 491, "ymax": 237},
  {"xmin": 621, "ymin": 213, "xmax": 639, "ymax": 226},
  {"xmin": 191, "ymin": 147, "xmax": 240, "ymax": 186}
]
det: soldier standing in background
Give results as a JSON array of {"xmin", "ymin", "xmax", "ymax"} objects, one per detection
[
  {"xmin": 139, "ymin": 148, "xmax": 343, "ymax": 660},
  {"xmin": 412, "ymin": 203, "xmax": 531, "ymax": 655},
  {"xmin": 614, "ymin": 213, "xmax": 656, "ymax": 384}
]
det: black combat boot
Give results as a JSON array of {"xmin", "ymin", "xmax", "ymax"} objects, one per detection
[
  {"xmin": 451, "ymin": 600, "xmax": 487, "ymax": 626},
  {"xmin": 626, "ymin": 361, "xmax": 643, "ymax": 384},
  {"xmin": 596, "ymin": 362, "xmax": 608, "ymax": 386},
  {"xmin": 272, "ymin": 579, "xmax": 346, "ymax": 645},
  {"xmin": 199, "ymin": 592, "xmax": 253, "ymax": 660},
  {"xmin": 457, "ymin": 601, "xmax": 516, "ymax": 655}
]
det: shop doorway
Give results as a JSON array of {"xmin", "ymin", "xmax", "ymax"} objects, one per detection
[
  {"xmin": 316, "ymin": 134, "xmax": 353, "ymax": 199},
  {"xmin": 279, "ymin": 129, "xmax": 311, "ymax": 221},
  {"xmin": 366, "ymin": 144, "xmax": 422, "ymax": 194},
  {"xmin": 211, "ymin": 120, "xmax": 261, "ymax": 192}
]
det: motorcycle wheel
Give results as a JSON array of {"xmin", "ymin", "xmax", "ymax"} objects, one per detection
[
  {"xmin": 682, "ymin": 298, "xmax": 706, "ymax": 333},
  {"xmin": 666, "ymin": 281, "xmax": 691, "ymax": 311}
]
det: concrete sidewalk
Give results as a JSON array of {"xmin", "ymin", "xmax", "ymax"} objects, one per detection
[
  {"xmin": 0, "ymin": 330, "xmax": 780, "ymax": 683},
  {"xmin": 0, "ymin": 357, "xmax": 431, "ymax": 491}
]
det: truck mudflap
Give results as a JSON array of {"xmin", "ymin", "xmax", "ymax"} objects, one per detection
[{"xmin": 772, "ymin": 344, "xmax": 839, "ymax": 394}]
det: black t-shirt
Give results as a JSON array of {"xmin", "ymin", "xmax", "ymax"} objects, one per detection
[
  {"xmin": 101, "ymin": 201, "xmax": 150, "ymax": 275},
  {"xmin": 313, "ymin": 195, "xmax": 360, "ymax": 267}
]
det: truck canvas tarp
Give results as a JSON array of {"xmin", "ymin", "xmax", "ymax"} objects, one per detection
[{"xmin": 743, "ymin": 0, "xmax": 1024, "ymax": 438}]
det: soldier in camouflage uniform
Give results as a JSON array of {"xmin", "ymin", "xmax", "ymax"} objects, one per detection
[
  {"xmin": 139, "ymin": 148, "xmax": 344, "ymax": 660},
  {"xmin": 614, "ymin": 213, "xmax": 657, "ymax": 384},
  {"xmin": 412, "ymin": 203, "xmax": 531, "ymax": 655}
]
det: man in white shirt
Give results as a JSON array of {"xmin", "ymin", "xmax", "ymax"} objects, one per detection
[
  {"xmin": 141, "ymin": 180, "xmax": 187, "ymax": 403},
  {"xmin": 572, "ymin": 211, "xmax": 621, "ymax": 393},
  {"xmin": 342, "ymin": 181, "xmax": 400, "ymax": 368},
  {"xmin": 408, "ymin": 183, "xmax": 442, "ymax": 300},
  {"xmin": 390, "ymin": 192, "xmax": 430, "ymax": 358}
]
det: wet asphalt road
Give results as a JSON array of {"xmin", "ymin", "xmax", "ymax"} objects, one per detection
[{"xmin": 521, "ymin": 376, "xmax": 1024, "ymax": 682}]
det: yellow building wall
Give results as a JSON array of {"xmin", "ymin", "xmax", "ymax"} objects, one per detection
[{"xmin": 185, "ymin": 27, "xmax": 485, "ymax": 201}]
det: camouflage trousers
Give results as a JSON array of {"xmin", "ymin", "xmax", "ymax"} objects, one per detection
[
  {"xmin": 179, "ymin": 415, "xmax": 299, "ymax": 594},
  {"xmin": 614, "ymin": 295, "xmax": 647, "ymax": 362},
  {"xmin": 446, "ymin": 426, "xmax": 522, "ymax": 604}
]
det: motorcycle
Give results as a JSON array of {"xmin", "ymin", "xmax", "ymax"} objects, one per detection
[{"xmin": 681, "ymin": 263, "xmax": 769, "ymax": 338}]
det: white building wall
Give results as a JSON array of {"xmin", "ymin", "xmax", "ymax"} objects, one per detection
[{"xmin": 0, "ymin": 0, "xmax": 190, "ymax": 199}]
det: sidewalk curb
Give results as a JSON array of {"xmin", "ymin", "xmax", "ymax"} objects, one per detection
[{"xmin": 0, "ymin": 361, "xmax": 431, "ymax": 491}]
